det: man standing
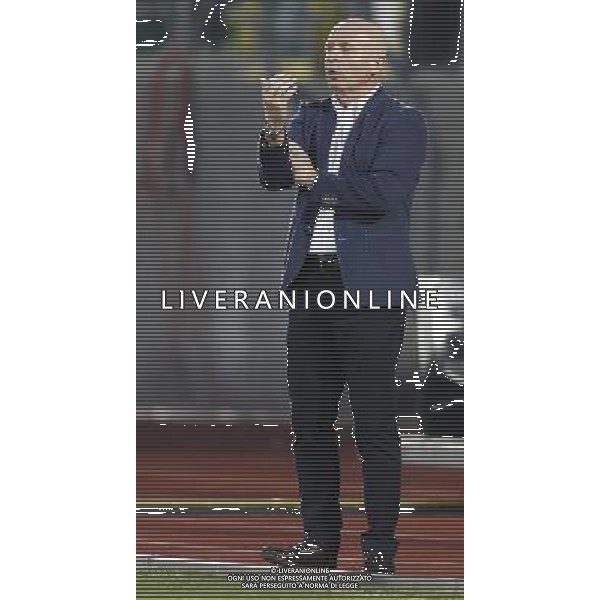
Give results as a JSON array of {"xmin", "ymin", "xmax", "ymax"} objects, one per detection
[{"xmin": 258, "ymin": 18, "xmax": 427, "ymax": 575}]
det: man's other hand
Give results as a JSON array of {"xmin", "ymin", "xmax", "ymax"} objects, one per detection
[
  {"xmin": 261, "ymin": 74, "xmax": 298, "ymax": 130},
  {"xmin": 289, "ymin": 141, "xmax": 318, "ymax": 188}
]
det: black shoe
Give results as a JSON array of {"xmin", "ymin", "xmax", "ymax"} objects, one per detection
[
  {"xmin": 361, "ymin": 535, "xmax": 396, "ymax": 575},
  {"xmin": 362, "ymin": 548, "xmax": 395, "ymax": 575},
  {"xmin": 262, "ymin": 536, "xmax": 338, "ymax": 568}
]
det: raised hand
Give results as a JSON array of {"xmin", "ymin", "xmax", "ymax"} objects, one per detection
[{"xmin": 261, "ymin": 74, "xmax": 298, "ymax": 130}]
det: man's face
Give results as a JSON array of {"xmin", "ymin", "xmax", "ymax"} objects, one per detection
[{"xmin": 324, "ymin": 24, "xmax": 381, "ymax": 92}]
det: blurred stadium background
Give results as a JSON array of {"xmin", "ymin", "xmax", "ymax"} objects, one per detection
[
  {"xmin": 136, "ymin": 1, "xmax": 463, "ymax": 593},
  {"xmin": 136, "ymin": 0, "xmax": 463, "ymax": 422}
]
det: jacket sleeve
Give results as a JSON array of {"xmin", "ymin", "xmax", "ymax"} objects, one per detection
[
  {"xmin": 312, "ymin": 108, "xmax": 427, "ymax": 215},
  {"xmin": 258, "ymin": 104, "xmax": 308, "ymax": 190}
]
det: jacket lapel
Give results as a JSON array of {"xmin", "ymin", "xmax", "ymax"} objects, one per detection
[
  {"xmin": 339, "ymin": 87, "xmax": 387, "ymax": 172},
  {"xmin": 315, "ymin": 99, "xmax": 336, "ymax": 172}
]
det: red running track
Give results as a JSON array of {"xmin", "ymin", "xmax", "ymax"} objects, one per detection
[{"xmin": 137, "ymin": 422, "xmax": 463, "ymax": 577}]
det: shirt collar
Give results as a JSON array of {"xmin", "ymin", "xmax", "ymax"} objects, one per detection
[{"xmin": 332, "ymin": 84, "xmax": 381, "ymax": 114}]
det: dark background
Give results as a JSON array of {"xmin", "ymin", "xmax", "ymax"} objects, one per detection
[{"xmin": 136, "ymin": 0, "xmax": 464, "ymax": 421}]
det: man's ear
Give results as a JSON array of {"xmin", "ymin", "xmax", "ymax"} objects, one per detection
[
  {"xmin": 376, "ymin": 55, "xmax": 389, "ymax": 77},
  {"xmin": 371, "ymin": 57, "xmax": 384, "ymax": 77}
]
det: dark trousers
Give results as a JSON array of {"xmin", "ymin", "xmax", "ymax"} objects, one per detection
[{"xmin": 286, "ymin": 254, "xmax": 406, "ymax": 554}]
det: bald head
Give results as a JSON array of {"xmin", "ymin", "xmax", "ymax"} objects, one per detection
[
  {"xmin": 324, "ymin": 18, "xmax": 388, "ymax": 100},
  {"xmin": 330, "ymin": 18, "xmax": 388, "ymax": 57}
]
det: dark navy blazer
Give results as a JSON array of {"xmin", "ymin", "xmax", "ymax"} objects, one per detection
[{"xmin": 258, "ymin": 87, "xmax": 427, "ymax": 307}]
